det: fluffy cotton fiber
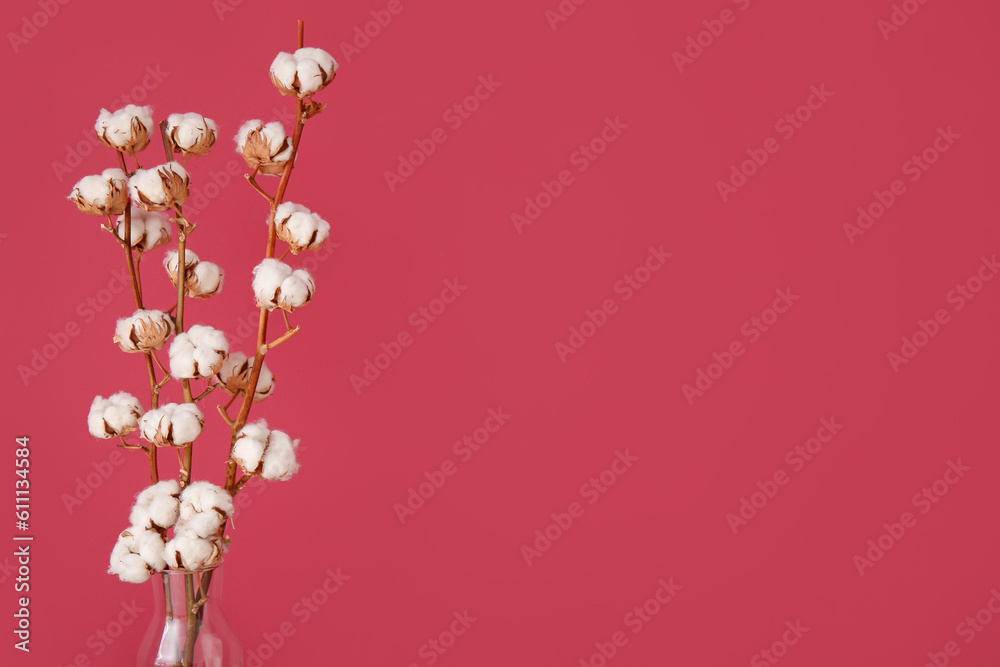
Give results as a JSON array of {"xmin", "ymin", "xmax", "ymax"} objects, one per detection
[
  {"xmin": 216, "ymin": 352, "xmax": 275, "ymax": 401},
  {"xmin": 165, "ymin": 112, "xmax": 218, "ymax": 158},
  {"xmin": 139, "ymin": 403, "xmax": 204, "ymax": 447},
  {"xmin": 234, "ymin": 120, "xmax": 291, "ymax": 175},
  {"xmin": 88, "ymin": 392, "xmax": 143, "ymax": 438},
  {"xmin": 232, "ymin": 421, "xmax": 300, "ymax": 480},
  {"xmin": 109, "ymin": 526, "xmax": 166, "ymax": 583},
  {"xmin": 114, "ymin": 309, "xmax": 174, "ymax": 353},
  {"xmin": 96, "ymin": 105, "xmax": 153, "ymax": 153},
  {"xmin": 274, "ymin": 202, "xmax": 330, "ymax": 254},
  {"xmin": 269, "ymin": 47, "xmax": 338, "ymax": 97},
  {"xmin": 116, "ymin": 207, "xmax": 172, "ymax": 252},
  {"xmin": 69, "ymin": 168, "xmax": 129, "ymax": 216},
  {"xmin": 130, "ymin": 480, "xmax": 181, "ymax": 529},
  {"xmin": 129, "ymin": 162, "xmax": 190, "ymax": 212},
  {"xmin": 252, "ymin": 258, "xmax": 314, "ymax": 311},
  {"xmin": 168, "ymin": 325, "xmax": 229, "ymax": 379}
]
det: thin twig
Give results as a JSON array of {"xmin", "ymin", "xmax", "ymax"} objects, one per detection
[
  {"xmin": 246, "ymin": 171, "xmax": 274, "ymax": 204},
  {"xmin": 266, "ymin": 325, "xmax": 301, "ymax": 351}
]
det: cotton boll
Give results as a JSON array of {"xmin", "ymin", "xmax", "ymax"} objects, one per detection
[
  {"xmin": 109, "ymin": 527, "xmax": 160, "ymax": 583},
  {"xmin": 188, "ymin": 261, "xmax": 224, "ymax": 298},
  {"xmin": 252, "ymin": 258, "xmax": 292, "ymax": 309},
  {"xmin": 270, "ymin": 48, "xmax": 337, "ymax": 97},
  {"xmin": 216, "ymin": 351, "xmax": 250, "ymax": 395},
  {"xmin": 145, "ymin": 491, "xmax": 180, "ymax": 528},
  {"xmin": 235, "ymin": 120, "xmax": 290, "ymax": 175},
  {"xmin": 180, "ymin": 481, "xmax": 235, "ymax": 518},
  {"xmin": 274, "ymin": 202, "xmax": 330, "ymax": 254},
  {"xmin": 177, "ymin": 510, "xmax": 225, "ymax": 539},
  {"xmin": 216, "ymin": 354, "xmax": 275, "ymax": 401},
  {"xmin": 132, "ymin": 480, "xmax": 181, "ymax": 529},
  {"xmin": 166, "ymin": 112, "xmax": 218, "ymax": 158},
  {"xmin": 278, "ymin": 269, "xmax": 315, "ymax": 311},
  {"xmin": 69, "ymin": 169, "xmax": 129, "ymax": 216},
  {"xmin": 164, "ymin": 249, "xmax": 200, "ymax": 288},
  {"xmin": 139, "ymin": 403, "xmax": 205, "ymax": 447},
  {"xmin": 136, "ymin": 529, "xmax": 167, "ymax": 571},
  {"xmin": 260, "ymin": 429, "xmax": 300, "ymax": 481},
  {"xmin": 232, "ymin": 421, "xmax": 270, "ymax": 474},
  {"xmin": 96, "ymin": 105, "xmax": 153, "ymax": 153},
  {"xmin": 113, "ymin": 309, "xmax": 174, "ymax": 353},
  {"xmin": 116, "ymin": 208, "xmax": 172, "ymax": 252},
  {"xmin": 163, "ymin": 535, "xmax": 220, "ymax": 570},
  {"xmin": 88, "ymin": 392, "xmax": 142, "ymax": 438},
  {"xmin": 169, "ymin": 325, "xmax": 228, "ymax": 379},
  {"xmin": 129, "ymin": 162, "xmax": 190, "ymax": 212}
]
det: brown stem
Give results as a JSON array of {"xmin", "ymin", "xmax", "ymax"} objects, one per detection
[
  {"xmin": 183, "ymin": 573, "xmax": 197, "ymax": 667},
  {"xmin": 267, "ymin": 325, "xmax": 300, "ymax": 351},
  {"xmin": 116, "ymin": 149, "xmax": 161, "ymax": 483},
  {"xmin": 246, "ymin": 171, "xmax": 274, "ymax": 204},
  {"xmin": 226, "ymin": 20, "xmax": 310, "ymax": 495}
]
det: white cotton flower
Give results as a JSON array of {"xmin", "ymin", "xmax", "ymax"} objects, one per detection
[
  {"xmin": 88, "ymin": 392, "xmax": 143, "ymax": 439},
  {"xmin": 165, "ymin": 112, "xmax": 218, "ymax": 158},
  {"xmin": 189, "ymin": 261, "xmax": 224, "ymax": 298},
  {"xmin": 139, "ymin": 403, "xmax": 204, "ymax": 447},
  {"xmin": 130, "ymin": 480, "xmax": 181, "ymax": 529},
  {"xmin": 129, "ymin": 162, "xmax": 190, "ymax": 212},
  {"xmin": 116, "ymin": 207, "xmax": 172, "ymax": 252},
  {"xmin": 234, "ymin": 120, "xmax": 292, "ymax": 175},
  {"xmin": 232, "ymin": 421, "xmax": 270, "ymax": 474},
  {"xmin": 252, "ymin": 258, "xmax": 315, "ymax": 311},
  {"xmin": 270, "ymin": 47, "xmax": 338, "ymax": 97},
  {"xmin": 96, "ymin": 105, "xmax": 153, "ymax": 153},
  {"xmin": 216, "ymin": 352, "xmax": 275, "ymax": 401},
  {"xmin": 69, "ymin": 168, "xmax": 129, "ymax": 216},
  {"xmin": 179, "ymin": 481, "xmax": 235, "ymax": 518},
  {"xmin": 109, "ymin": 526, "xmax": 165, "ymax": 583},
  {"xmin": 163, "ymin": 250, "xmax": 223, "ymax": 299},
  {"xmin": 274, "ymin": 202, "xmax": 331, "ymax": 254},
  {"xmin": 163, "ymin": 535, "xmax": 221, "ymax": 570},
  {"xmin": 261, "ymin": 429, "xmax": 301, "ymax": 481},
  {"xmin": 168, "ymin": 325, "xmax": 229, "ymax": 379},
  {"xmin": 114, "ymin": 309, "xmax": 174, "ymax": 353}
]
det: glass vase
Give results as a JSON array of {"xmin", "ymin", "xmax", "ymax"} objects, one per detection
[{"xmin": 138, "ymin": 564, "xmax": 242, "ymax": 667}]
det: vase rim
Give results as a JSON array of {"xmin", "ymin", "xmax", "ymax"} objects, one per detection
[{"xmin": 157, "ymin": 561, "xmax": 223, "ymax": 576}]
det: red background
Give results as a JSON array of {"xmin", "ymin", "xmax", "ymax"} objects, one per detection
[{"xmin": 3, "ymin": 0, "xmax": 1000, "ymax": 665}]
